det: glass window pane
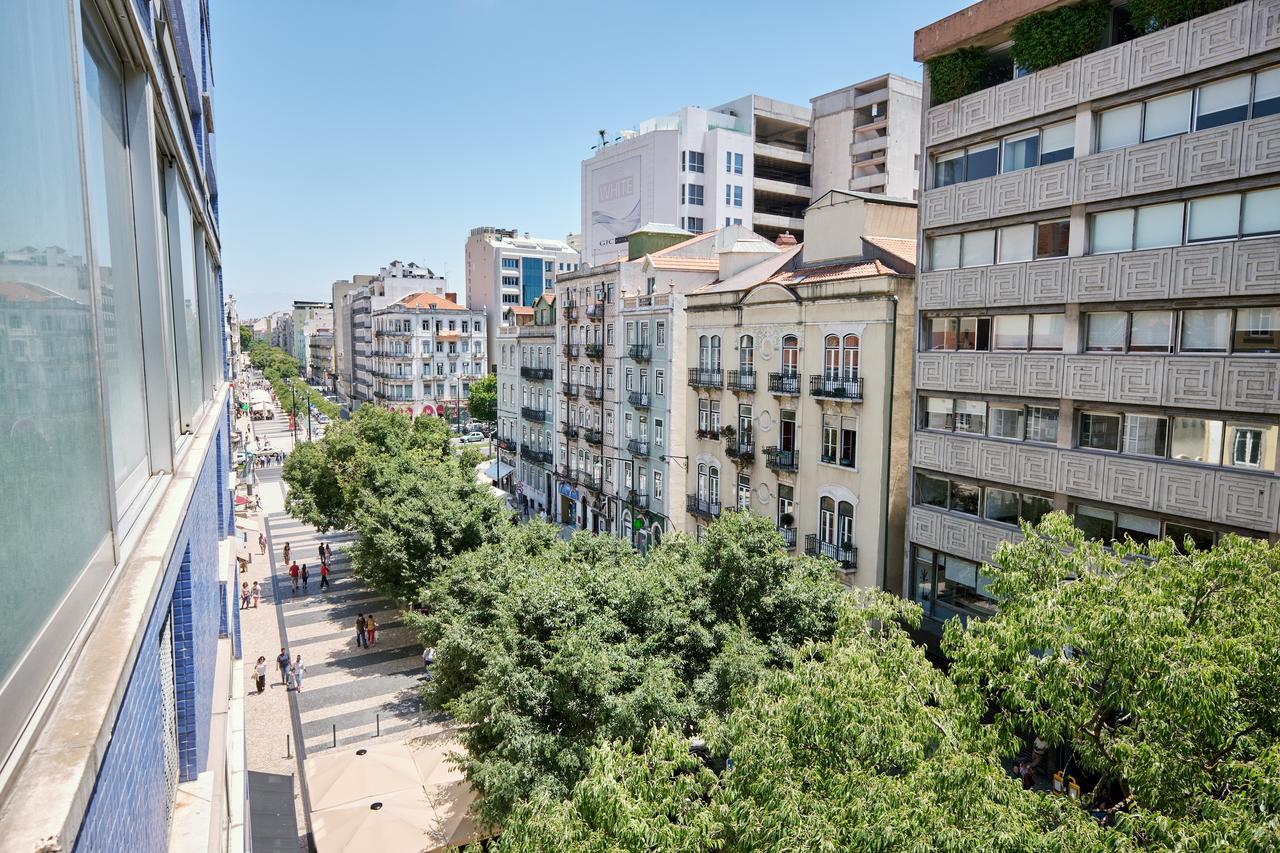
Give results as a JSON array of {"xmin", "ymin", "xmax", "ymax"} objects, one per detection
[
  {"xmin": 1086, "ymin": 312, "xmax": 1127, "ymax": 352},
  {"xmin": 1098, "ymin": 104, "xmax": 1141, "ymax": 151},
  {"xmin": 1075, "ymin": 506, "xmax": 1115, "ymax": 541},
  {"xmin": 1123, "ymin": 414, "xmax": 1168, "ymax": 456},
  {"xmin": 1117, "ymin": 513, "xmax": 1160, "ymax": 544},
  {"xmin": 1187, "ymin": 194, "xmax": 1241, "ymax": 242},
  {"xmin": 1134, "ymin": 202, "xmax": 1184, "ymax": 249},
  {"xmin": 998, "ymin": 224, "xmax": 1034, "ymax": 263},
  {"xmin": 991, "ymin": 314, "xmax": 1028, "ymax": 350},
  {"xmin": 1031, "ymin": 314, "xmax": 1064, "ymax": 350},
  {"xmin": 1234, "ymin": 307, "xmax": 1280, "ymax": 353},
  {"xmin": 1036, "ymin": 220, "xmax": 1070, "ymax": 258},
  {"xmin": 1026, "ymin": 406, "xmax": 1059, "ymax": 444},
  {"xmin": 1170, "ymin": 417, "xmax": 1223, "ymax": 465},
  {"xmin": 965, "ymin": 144, "xmax": 998, "ymax": 181},
  {"xmin": 1196, "ymin": 75, "xmax": 1251, "ymax": 130},
  {"xmin": 1225, "ymin": 423, "xmax": 1276, "ymax": 470},
  {"xmin": 949, "ymin": 481, "xmax": 980, "ymax": 516},
  {"xmin": 934, "ymin": 152, "xmax": 964, "ymax": 188},
  {"xmin": 1166, "ymin": 523, "xmax": 1215, "ymax": 552},
  {"xmin": 930, "ymin": 235, "xmax": 960, "ymax": 270},
  {"xmin": 1040, "ymin": 121, "xmax": 1074, "ymax": 163},
  {"xmin": 1255, "ymin": 66, "xmax": 1280, "ymax": 118},
  {"xmin": 1142, "ymin": 90, "xmax": 1192, "ymax": 140},
  {"xmin": 921, "ymin": 396, "xmax": 954, "ymax": 431},
  {"xmin": 83, "ymin": 25, "xmax": 150, "ymax": 500},
  {"xmin": 989, "ymin": 406, "xmax": 1025, "ymax": 439},
  {"xmin": 961, "ymin": 230, "xmax": 995, "ymax": 267},
  {"xmin": 1243, "ymin": 188, "xmax": 1280, "ymax": 237},
  {"xmin": 0, "ymin": 0, "xmax": 112, "ymax": 690},
  {"xmin": 1129, "ymin": 310, "xmax": 1172, "ymax": 352},
  {"xmin": 1021, "ymin": 494, "xmax": 1053, "ymax": 525},
  {"xmin": 1002, "ymin": 133, "xmax": 1039, "ymax": 173},
  {"xmin": 1091, "ymin": 209, "xmax": 1134, "ymax": 253},
  {"xmin": 1180, "ymin": 309, "xmax": 1231, "ymax": 352},
  {"xmin": 927, "ymin": 317, "xmax": 957, "ymax": 350},
  {"xmin": 955, "ymin": 399, "xmax": 986, "ymax": 435},
  {"xmin": 916, "ymin": 474, "xmax": 949, "ymax": 508},
  {"xmin": 956, "ymin": 317, "xmax": 980, "ymax": 351},
  {"xmin": 984, "ymin": 488, "xmax": 1020, "ymax": 525},
  {"xmin": 1079, "ymin": 412, "xmax": 1122, "ymax": 451}
]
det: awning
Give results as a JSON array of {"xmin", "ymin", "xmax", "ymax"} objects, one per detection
[{"xmin": 482, "ymin": 460, "xmax": 512, "ymax": 482}]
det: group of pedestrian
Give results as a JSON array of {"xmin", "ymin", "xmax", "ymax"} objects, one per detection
[
  {"xmin": 239, "ymin": 580, "xmax": 261, "ymax": 609},
  {"xmin": 354, "ymin": 612, "xmax": 379, "ymax": 648},
  {"xmin": 284, "ymin": 541, "xmax": 335, "ymax": 595},
  {"xmin": 252, "ymin": 648, "xmax": 306, "ymax": 694},
  {"xmin": 254, "ymin": 450, "xmax": 286, "ymax": 468}
]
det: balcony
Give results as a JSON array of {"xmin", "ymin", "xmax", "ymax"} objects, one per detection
[
  {"xmin": 778, "ymin": 526, "xmax": 797, "ymax": 549},
  {"xmin": 563, "ymin": 304, "xmax": 579, "ymax": 321},
  {"xmin": 561, "ymin": 423, "xmax": 579, "ymax": 439},
  {"xmin": 764, "ymin": 447, "xmax": 798, "ymax": 472},
  {"xmin": 583, "ymin": 385, "xmax": 603, "ymax": 401},
  {"xmin": 581, "ymin": 473, "xmax": 603, "ymax": 492},
  {"xmin": 521, "ymin": 407, "xmax": 547, "ymax": 422},
  {"xmin": 727, "ymin": 370, "xmax": 756, "ymax": 392},
  {"xmin": 768, "ymin": 372, "xmax": 800, "ymax": 395},
  {"xmin": 585, "ymin": 429, "xmax": 603, "ymax": 445},
  {"xmin": 688, "ymin": 368, "xmax": 723, "ymax": 389},
  {"xmin": 584, "ymin": 343, "xmax": 604, "ymax": 359},
  {"xmin": 585, "ymin": 301, "xmax": 606, "ymax": 320},
  {"xmin": 559, "ymin": 466, "xmax": 578, "ymax": 484},
  {"xmin": 725, "ymin": 439, "xmax": 754, "ymax": 463},
  {"xmin": 496, "ymin": 435, "xmax": 517, "ymax": 452},
  {"xmin": 805, "ymin": 535, "xmax": 857, "ymax": 574},
  {"xmin": 628, "ymin": 344, "xmax": 651, "ymax": 361},
  {"xmin": 371, "ymin": 350, "xmax": 414, "ymax": 359},
  {"xmin": 809, "ymin": 375, "xmax": 863, "ymax": 401},
  {"xmin": 375, "ymin": 328, "xmax": 412, "ymax": 338},
  {"xmin": 520, "ymin": 366, "xmax": 553, "ymax": 381},
  {"xmin": 686, "ymin": 494, "xmax": 721, "ymax": 519},
  {"xmin": 627, "ymin": 438, "xmax": 649, "ymax": 457},
  {"xmin": 562, "ymin": 381, "xmax": 579, "ymax": 398},
  {"xmin": 628, "ymin": 491, "xmax": 650, "ymax": 510},
  {"xmin": 520, "ymin": 445, "xmax": 553, "ymax": 466},
  {"xmin": 370, "ymin": 368, "xmax": 413, "ymax": 381},
  {"xmin": 562, "ymin": 343, "xmax": 581, "ymax": 359},
  {"xmin": 627, "ymin": 391, "xmax": 650, "ymax": 409}
]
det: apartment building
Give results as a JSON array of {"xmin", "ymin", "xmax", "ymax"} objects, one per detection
[
  {"xmin": 0, "ymin": 1, "xmax": 243, "ymax": 849},
  {"xmin": 290, "ymin": 300, "xmax": 331, "ymax": 361},
  {"xmin": 368, "ymin": 292, "xmax": 485, "ymax": 420},
  {"xmin": 581, "ymin": 95, "xmax": 812, "ymax": 267},
  {"xmin": 812, "ymin": 74, "xmax": 923, "ymax": 199},
  {"xmin": 307, "ymin": 327, "xmax": 335, "ymax": 388},
  {"xmin": 465, "ymin": 227, "xmax": 580, "ymax": 369},
  {"xmin": 349, "ymin": 262, "xmax": 448, "ymax": 405},
  {"xmin": 685, "ymin": 193, "xmax": 917, "ymax": 591},
  {"xmin": 909, "ymin": 0, "xmax": 1280, "ymax": 633},
  {"xmin": 331, "ymin": 276, "xmax": 368, "ymax": 400},
  {"xmin": 495, "ymin": 295, "xmax": 558, "ymax": 515}
]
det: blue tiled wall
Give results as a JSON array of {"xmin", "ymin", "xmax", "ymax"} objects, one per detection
[{"xmin": 75, "ymin": 408, "xmax": 232, "ymax": 852}]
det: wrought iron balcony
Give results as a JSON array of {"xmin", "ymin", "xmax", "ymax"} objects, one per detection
[
  {"xmin": 520, "ymin": 445, "xmax": 553, "ymax": 465},
  {"xmin": 628, "ymin": 491, "xmax": 650, "ymax": 510},
  {"xmin": 521, "ymin": 406, "xmax": 548, "ymax": 422},
  {"xmin": 562, "ymin": 343, "xmax": 581, "ymax": 358},
  {"xmin": 809, "ymin": 374, "xmax": 863, "ymax": 400},
  {"xmin": 778, "ymin": 525, "xmax": 797, "ymax": 549},
  {"xmin": 628, "ymin": 343, "xmax": 651, "ymax": 361},
  {"xmin": 585, "ymin": 301, "xmax": 606, "ymax": 319},
  {"xmin": 496, "ymin": 435, "xmax": 517, "ymax": 452},
  {"xmin": 520, "ymin": 366, "xmax": 553, "ymax": 380},
  {"xmin": 688, "ymin": 368, "xmax": 723, "ymax": 388},
  {"xmin": 627, "ymin": 438, "xmax": 649, "ymax": 456},
  {"xmin": 764, "ymin": 447, "xmax": 798, "ymax": 472},
  {"xmin": 559, "ymin": 465, "xmax": 577, "ymax": 484},
  {"xmin": 768, "ymin": 372, "xmax": 800, "ymax": 395},
  {"xmin": 583, "ymin": 385, "xmax": 603, "ymax": 401},
  {"xmin": 581, "ymin": 473, "xmax": 603, "ymax": 491},
  {"xmin": 562, "ymin": 381, "xmax": 580, "ymax": 398},
  {"xmin": 562, "ymin": 304, "xmax": 578, "ymax": 321},
  {"xmin": 627, "ymin": 391, "xmax": 650, "ymax": 409},
  {"xmin": 804, "ymin": 535, "xmax": 857, "ymax": 573},
  {"xmin": 561, "ymin": 423, "xmax": 579, "ymax": 439},
  {"xmin": 727, "ymin": 370, "xmax": 756, "ymax": 392},
  {"xmin": 725, "ymin": 440, "xmax": 754, "ymax": 462},
  {"xmin": 585, "ymin": 429, "xmax": 603, "ymax": 445},
  {"xmin": 584, "ymin": 343, "xmax": 604, "ymax": 359},
  {"xmin": 686, "ymin": 494, "xmax": 721, "ymax": 519}
]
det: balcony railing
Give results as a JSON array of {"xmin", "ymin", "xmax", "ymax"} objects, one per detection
[
  {"xmin": 725, "ymin": 440, "xmax": 754, "ymax": 462},
  {"xmin": 583, "ymin": 385, "xmax": 603, "ymax": 401},
  {"xmin": 804, "ymin": 535, "xmax": 857, "ymax": 573},
  {"xmin": 562, "ymin": 382, "xmax": 579, "ymax": 398},
  {"xmin": 520, "ymin": 366, "xmax": 553, "ymax": 380},
  {"xmin": 585, "ymin": 302, "xmax": 606, "ymax": 319},
  {"xmin": 628, "ymin": 491, "xmax": 650, "ymax": 510},
  {"xmin": 688, "ymin": 368, "xmax": 723, "ymax": 388},
  {"xmin": 559, "ymin": 466, "xmax": 578, "ymax": 484},
  {"xmin": 585, "ymin": 429, "xmax": 603, "ymax": 445},
  {"xmin": 562, "ymin": 304, "xmax": 578, "ymax": 321},
  {"xmin": 764, "ymin": 446, "xmax": 798, "ymax": 472},
  {"xmin": 627, "ymin": 391, "xmax": 650, "ymax": 409},
  {"xmin": 778, "ymin": 526, "xmax": 797, "ymax": 549},
  {"xmin": 627, "ymin": 438, "xmax": 649, "ymax": 457},
  {"xmin": 768, "ymin": 372, "xmax": 800, "ymax": 395},
  {"xmin": 810, "ymin": 374, "xmax": 863, "ymax": 400},
  {"xmin": 521, "ymin": 407, "xmax": 548, "ymax": 422},
  {"xmin": 561, "ymin": 424, "xmax": 579, "ymax": 439},
  {"xmin": 520, "ymin": 445, "xmax": 553, "ymax": 465},
  {"xmin": 727, "ymin": 370, "xmax": 756, "ymax": 392},
  {"xmin": 581, "ymin": 473, "xmax": 603, "ymax": 491},
  {"xmin": 628, "ymin": 344, "xmax": 651, "ymax": 361},
  {"xmin": 496, "ymin": 436, "xmax": 517, "ymax": 452},
  {"xmin": 584, "ymin": 343, "xmax": 604, "ymax": 359},
  {"xmin": 686, "ymin": 494, "xmax": 721, "ymax": 519},
  {"xmin": 562, "ymin": 343, "xmax": 581, "ymax": 358}
]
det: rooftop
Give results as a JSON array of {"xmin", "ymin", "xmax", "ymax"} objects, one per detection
[{"xmin": 392, "ymin": 292, "xmax": 466, "ymax": 312}]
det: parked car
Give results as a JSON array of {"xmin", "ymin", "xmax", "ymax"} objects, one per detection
[{"xmin": 458, "ymin": 431, "xmax": 488, "ymax": 444}]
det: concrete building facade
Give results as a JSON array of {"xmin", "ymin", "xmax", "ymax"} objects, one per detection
[
  {"xmin": 0, "ymin": 1, "xmax": 243, "ymax": 849},
  {"xmin": 307, "ymin": 327, "xmax": 335, "ymax": 389},
  {"xmin": 908, "ymin": 0, "xmax": 1280, "ymax": 632},
  {"xmin": 350, "ymin": 263, "xmax": 448, "ymax": 406},
  {"xmin": 290, "ymin": 300, "xmax": 331, "ymax": 362},
  {"xmin": 496, "ymin": 296, "xmax": 558, "ymax": 515},
  {"xmin": 812, "ymin": 74, "xmax": 923, "ymax": 200}
]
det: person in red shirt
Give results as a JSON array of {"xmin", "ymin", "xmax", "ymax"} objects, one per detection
[
  {"xmin": 319, "ymin": 562, "xmax": 330, "ymax": 591},
  {"xmin": 289, "ymin": 561, "xmax": 300, "ymax": 593}
]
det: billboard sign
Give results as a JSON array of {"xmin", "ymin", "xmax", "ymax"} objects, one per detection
[{"xmin": 587, "ymin": 154, "xmax": 642, "ymax": 265}]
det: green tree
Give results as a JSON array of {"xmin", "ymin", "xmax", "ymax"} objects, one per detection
[
  {"xmin": 239, "ymin": 324, "xmax": 253, "ymax": 351},
  {"xmin": 945, "ymin": 513, "xmax": 1280, "ymax": 848},
  {"xmin": 466, "ymin": 372, "xmax": 497, "ymax": 424},
  {"xmin": 413, "ymin": 512, "xmax": 844, "ymax": 827}
]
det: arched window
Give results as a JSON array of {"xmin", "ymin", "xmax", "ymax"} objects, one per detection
[
  {"xmin": 739, "ymin": 335, "xmax": 754, "ymax": 373},
  {"xmin": 781, "ymin": 335, "xmax": 798, "ymax": 376},
  {"xmin": 710, "ymin": 335, "xmax": 722, "ymax": 370},
  {"xmin": 842, "ymin": 335, "xmax": 860, "ymax": 380},
  {"xmin": 824, "ymin": 335, "xmax": 840, "ymax": 379},
  {"xmin": 697, "ymin": 463, "xmax": 708, "ymax": 499},
  {"xmin": 708, "ymin": 465, "xmax": 720, "ymax": 506},
  {"xmin": 820, "ymin": 496, "xmax": 836, "ymax": 546},
  {"xmin": 698, "ymin": 335, "xmax": 710, "ymax": 369}
]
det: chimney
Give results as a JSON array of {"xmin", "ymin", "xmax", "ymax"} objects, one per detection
[
  {"xmin": 444, "ymin": 292, "xmax": 457, "ymax": 303},
  {"xmin": 775, "ymin": 232, "xmax": 797, "ymax": 247}
]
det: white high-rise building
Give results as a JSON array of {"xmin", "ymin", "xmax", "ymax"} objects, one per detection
[
  {"xmin": 811, "ymin": 74, "xmax": 922, "ymax": 201},
  {"xmin": 465, "ymin": 227, "xmax": 580, "ymax": 370}
]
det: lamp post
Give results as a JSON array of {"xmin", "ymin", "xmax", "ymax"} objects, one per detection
[{"xmin": 287, "ymin": 378, "xmax": 298, "ymax": 443}]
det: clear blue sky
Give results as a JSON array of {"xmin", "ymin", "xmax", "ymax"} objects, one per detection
[{"xmin": 215, "ymin": 0, "xmax": 960, "ymax": 318}]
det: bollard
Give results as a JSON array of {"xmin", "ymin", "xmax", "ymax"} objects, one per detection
[
  {"xmin": 332, "ymin": 724, "xmax": 337, "ymax": 748},
  {"xmin": 286, "ymin": 734, "xmax": 291, "ymax": 758},
  {"xmin": 376, "ymin": 714, "xmax": 380, "ymax": 737}
]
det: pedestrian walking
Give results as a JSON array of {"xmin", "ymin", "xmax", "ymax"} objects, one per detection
[
  {"xmin": 300, "ymin": 563, "xmax": 309, "ymax": 591},
  {"xmin": 324, "ymin": 542, "xmax": 333, "ymax": 564},
  {"xmin": 285, "ymin": 661, "xmax": 298, "ymax": 691},
  {"xmin": 318, "ymin": 543, "xmax": 326, "ymax": 564},
  {"xmin": 254, "ymin": 657, "xmax": 267, "ymax": 694},
  {"xmin": 355, "ymin": 613, "xmax": 368, "ymax": 649},
  {"xmin": 240, "ymin": 582, "xmax": 251, "ymax": 609},
  {"xmin": 251, "ymin": 580, "xmax": 261, "ymax": 608},
  {"xmin": 319, "ymin": 562, "xmax": 330, "ymax": 591},
  {"xmin": 289, "ymin": 561, "xmax": 299, "ymax": 593},
  {"xmin": 276, "ymin": 648, "xmax": 290, "ymax": 685},
  {"xmin": 291, "ymin": 655, "xmax": 306, "ymax": 692},
  {"xmin": 282, "ymin": 542, "xmax": 291, "ymax": 564},
  {"xmin": 366, "ymin": 614, "xmax": 378, "ymax": 647},
  {"xmin": 258, "ymin": 532, "xmax": 267, "ymax": 554}
]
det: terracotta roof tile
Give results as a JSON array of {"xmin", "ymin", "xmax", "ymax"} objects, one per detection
[
  {"xmin": 396, "ymin": 291, "xmax": 466, "ymax": 311},
  {"xmin": 862, "ymin": 236, "xmax": 918, "ymax": 272},
  {"xmin": 766, "ymin": 259, "xmax": 900, "ymax": 285}
]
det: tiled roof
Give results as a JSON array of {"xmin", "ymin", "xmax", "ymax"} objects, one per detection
[
  {"xmin": 767, "ymin": 259, "xmax": 900, "ymax": 285},
  {"xmin": 0, "ymin": 280, "xmax": 61, "ymax": 302},
  {"xmin": 862, "ymin": 236, "xmax": 917, "ymax": 272},
  {"xmin": 396, "ymin": 292, "xmax": 466, "ymax": 311},
  {"xmin": 506, "ymin": 306, "xmax": 534, "ymax": 316}
]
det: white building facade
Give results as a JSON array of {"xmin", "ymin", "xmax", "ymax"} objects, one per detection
[{"xmin": 369, "ymin": 292, "xmax": 486, "ymax": 420}]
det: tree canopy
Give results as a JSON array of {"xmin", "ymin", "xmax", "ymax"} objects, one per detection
[{"xmin": 466, "ymin": 372, "xmax": 497, "ymax": 423}]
